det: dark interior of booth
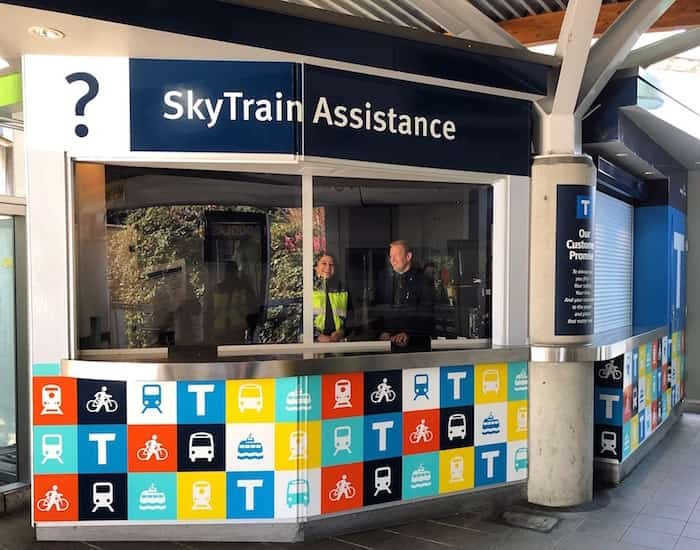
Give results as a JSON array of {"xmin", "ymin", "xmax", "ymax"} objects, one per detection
[{"xmin": 75, "ymin": 164, "xmax": 492, "ymax": 357}]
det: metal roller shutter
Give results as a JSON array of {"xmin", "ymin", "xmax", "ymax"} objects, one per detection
[{"xmin": 594, "ymin": 191, "xmax": 634, "ymax": 334}]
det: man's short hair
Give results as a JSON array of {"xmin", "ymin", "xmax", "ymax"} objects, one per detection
[{"xmin": 390, "ymin": 240, "xmax": 412, "ymax": 254}]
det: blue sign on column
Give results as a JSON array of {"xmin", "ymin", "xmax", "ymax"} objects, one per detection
[{"xmin": 555, "ymin": 185, "xmax": 594, "ymax": 335}]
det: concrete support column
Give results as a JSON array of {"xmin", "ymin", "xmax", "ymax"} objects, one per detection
[{"xmin": 528, "ymin": 155, "xmax": 596, "ymax": 507}]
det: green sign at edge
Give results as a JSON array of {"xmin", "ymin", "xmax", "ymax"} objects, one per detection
[{"xmin": 0, "ymin": 73, "xmax": 21, "ymax": 108}]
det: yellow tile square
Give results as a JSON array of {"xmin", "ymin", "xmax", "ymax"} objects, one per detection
[
  {"xmin": 177, "ymin": 472, "xmax": 226, "ymax": 520},
  {"xmin": 507, "ymin": 401, "xmax": 528, "ymax": 441},
  {"xmin": 645, "ymin": 375, "xmax": 652, "ymax": 409},
  {"xmin": 672, "ymin": 332, "xmax": 680, "ymax": 356},
  {"xmin": 439, "ymin": 448, "xmax": 474, "ymax": 494},
  {"xmin": 474, "ymin": 364, "xmax": 507, "ymax": 404},
  {"xmin": 227, "ymin": 379, "xmax": 275, "ymax": 422},
  {"xmin": 638, "ymin": 348, "xmax": 646, "ymax": 379},
  {"xmin": 630, "ymin": 416, "xmax": 639, "ymax": 450},
  {"xmin": 275, "ymin": 421, "xmax": 321, "ymax": 471}
]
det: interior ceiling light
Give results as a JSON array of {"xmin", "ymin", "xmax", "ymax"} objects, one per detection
[
  {"xmin": 615, "ymin": 153, "xmax": 628, "ymax": 157},
  {"xmin": 644, "ymin": 171, "xmax": 654, "ymax": 175},
  {"xmin": 28, "ymin": 26, "xmax": 65, "ymax": 39}
]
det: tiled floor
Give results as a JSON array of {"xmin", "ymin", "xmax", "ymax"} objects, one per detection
[{"xmin": 2, "ymin": 413, "xmax": 700, "ymax": 549}]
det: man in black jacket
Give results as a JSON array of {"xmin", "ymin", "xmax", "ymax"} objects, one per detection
[{"xmin": 377, "ymin": 240, "xmax": 434, "ymax": 351}]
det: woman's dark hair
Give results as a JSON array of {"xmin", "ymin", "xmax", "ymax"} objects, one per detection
[{"xmin": 314, "ymin": 251, "xmax": 337, "ymax": 267}]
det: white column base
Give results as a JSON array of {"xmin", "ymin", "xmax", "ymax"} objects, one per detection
[{"xmin": 527, "ymin": 361, "xmax": 593, "ymax": 507}]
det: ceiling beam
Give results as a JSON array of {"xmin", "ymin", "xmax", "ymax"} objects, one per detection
[
  {"xmin": 550, "ymin": 0, "xmax": 602, "ymax": 115},
  {"xmin": 499, "ymin": 0, "xmax": 700, "ymax": 45},
  {"xmin": 576, "ymin": 0, "xmax": 677, "ymax": 117},
  {"xmin": 620, "ymin": 26, "xmax": 700, "ymax": 68}
]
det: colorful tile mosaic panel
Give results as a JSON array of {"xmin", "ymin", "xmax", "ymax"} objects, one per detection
[
  {"xmin": 32, "ymin": 363, "xmax": 528, "ymax": 523},
  {"xmin": 594, "ymin": 331, "xmax": 685, "ymax": 464}
]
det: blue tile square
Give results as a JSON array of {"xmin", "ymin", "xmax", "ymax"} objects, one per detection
[
  {"xmin": 274, "ymin": 376, "xmax": 321, "ymax": 422},
  {"xmin": 34, "ymin": 426, "xmax": 78, "ymax": 474},
  {"xmin": 227, "ymin": 471, "xmax": 275, "ymax": 518},
  {"xmin": 594, "ymin": 387, "xmax": 623, "ymax": 426},
  {"xmin": 402, "ymin": 452, "xmax": 439, "ymax": 499},
  {"xmin": 321, "ymin": 417, "xmax": 364, "ymax": 466},
  {"xmin": 128, "ymin": 473, "xmax": 177, "ymax": 520},
  {"xmin": 176, "ymin": 381, "xmax": 226, "ymax": 424},
  {"xmin": 77, "ymin": 425, "xmax": 127, "ymax": 473},
  {"xmin": 507, "ymin": 362, "xmax": 529, "ymax": 400},
  {"xmin": 363, "ymin": 413, "xmax": 402, "ymax": 461},
  {"xmin": 440, "ymin": 365, "xmax": 473, "ymax": 408},
  {"xmin": 475, "ymin": 443, "xmax": 506, "ymax": 486}
]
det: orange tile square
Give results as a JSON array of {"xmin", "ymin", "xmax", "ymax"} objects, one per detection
[
  {"xmin": 322, "ymin": 373, "xmax": 364, "ymax": 419},
  {"xmin": 321, "ymin": 462, "xmax": 363, "ymax": 514},
  {"xmin": 127, "ymin": 425, "xmax": 178, "ymax": 472},
  {"xmin": 402, "ymin": 409, "xmax": 440, "ymax": 455},
  {"xmin": 33, "ymin": 377, "xmax": 77, "ymax": 425},
  {"xmin": 34, "ymin": 474, "xmax": 78, "ymax": 522}
]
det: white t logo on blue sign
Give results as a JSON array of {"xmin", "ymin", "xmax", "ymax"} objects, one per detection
[{"xmin": 576, "ymin": 195, "xmax": 591, "ymax": 219}]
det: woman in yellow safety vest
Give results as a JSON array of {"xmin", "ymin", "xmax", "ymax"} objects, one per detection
[{"xmin": 313, "ymin": 252, "xmax": 351, "ymax": 342}]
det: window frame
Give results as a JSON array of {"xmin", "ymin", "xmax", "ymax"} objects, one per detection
[{"xmin": 69, "ymin": 155, "xmax": 525, "ymax": 360}]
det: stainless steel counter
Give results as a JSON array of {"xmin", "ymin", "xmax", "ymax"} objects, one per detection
[
  {"xmin": 62, "ymin": 346, "xmax": 530, "ymax": 380},
  {"xmin": 530, "ymin": 326, "xmax": 667, "ymax": 363},
  {"xmin": 64, "ymin": 326, "xmax": 669, "ymax": 379}
]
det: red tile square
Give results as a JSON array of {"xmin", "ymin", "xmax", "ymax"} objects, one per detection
[
  {"xmin": 321, "ymin": 462, "xmax": 363, "ymax": 514},
  {"xmin": 33, "ymin": 377, "xmax": 77, "ymax": 425},
  {"xmin": 623, "ymin": 386, "xmax": 633, "ymax": 422},
  {"xmin": 127, "ymin": 425, "xmax": 178, "ymax": 472},
  {"xmin": 322, "ymin": 373, "xmax": 364, "ymax": 419},
  {"xmin": 34, "ymin": 474, "xmax": 78, "ymax": 522},
  {"xmin": 402, "ymin": 409, "xmax": 440, "ymax": 455}
]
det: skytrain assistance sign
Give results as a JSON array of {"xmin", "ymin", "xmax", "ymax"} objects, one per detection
[{"xmin": 23, "ymin": 56, "xmax": 531, "ymax": 175}]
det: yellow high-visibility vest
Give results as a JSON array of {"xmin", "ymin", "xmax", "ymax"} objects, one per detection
[{"xmin": 313, "ymin": 288, "xmax": 348, "ymax": 332}]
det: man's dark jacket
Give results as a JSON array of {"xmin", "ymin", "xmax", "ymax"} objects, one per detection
[{"xmin": 376, "ymin": 266, "xmax": 435, "ymax": 350}]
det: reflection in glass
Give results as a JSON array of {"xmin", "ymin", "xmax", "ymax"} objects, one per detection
[
  {"xmin": 313, "ymin": 177, "xmax": 492, "ymax": 347},
  {"xmin": 76, "ymin": 165, "xmax": 302, "ymax": 350},
  {"xmin": 0, "ymin": 215, "xmax": 16, "ymax": 483}
]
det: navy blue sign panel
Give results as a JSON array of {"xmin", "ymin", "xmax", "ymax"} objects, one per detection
[
  {"xmin": 364, "ymin": 370, "xmax": 403, "ymax": 415},
  {"xmin": 440, "ymin": 406, "xmax": 474, "ymax": 450},
  {"xmin": 130, "ymin": 59, "xmax": 301, "ymax": 153},
  {"xmin": 594, "ymin": 424, "xmax": 622, "ymax": 462},
  {"xmin": 77, "ymin": 379, "xmax": 127, "ymax": 425},
  {"xmin": 303, "ymin": 65, "xmax": 531, "ymax": 175},
  {"xmin": 363, "ymin": 457, "xmax": 402, "ymax": 506},
  {"xmin": 555, "ymin": 185, "xmax": 594, "ymax": 336},
  {"xmin": 79, "ymin": 473, "xmax": 128, "ymax": 521},
  {"xmin": 177, "ymin": 424, "xmax": 226, "ymax": 471},
  {"xmin": 595, "ymin": 356, "xmax": 624, "ymax": 389}
]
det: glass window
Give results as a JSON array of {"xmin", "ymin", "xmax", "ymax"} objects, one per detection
[
  {"xmin": 0, "ymin": 214, "xmax": 16, "ymax": 483},
  {"xmin": 312, "ymin": 177, "xmax": 492, "ymax": 351},
  {"xmin": 0, "ymin": 127, "xmax": 25, "ymax": 197},
  {"xmin": 75, "ymin": 164, "xmax": 302, "ymax": 351}
]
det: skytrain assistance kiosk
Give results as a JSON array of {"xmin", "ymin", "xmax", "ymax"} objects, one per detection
[
  {"xmin": 24, "ymin": 50, "xmax": 539, "ymax": 541},
  {"xmin": 19, "ymin": 6, "xmax": 689, "ymax": 544}
]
